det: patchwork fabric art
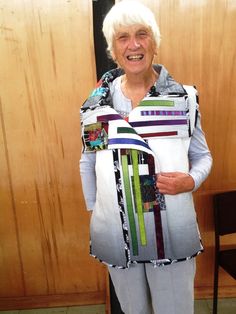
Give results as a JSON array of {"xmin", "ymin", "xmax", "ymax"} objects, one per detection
[
  {"xmin": 80, "ymin": 63, "xmax": 205, "ymax": 267},
  {"xmin": 81, "ymin": 87, "xmax": 203, "ymax": 268}
]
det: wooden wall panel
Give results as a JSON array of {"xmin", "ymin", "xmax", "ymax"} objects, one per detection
[{"xmin": 0, "ymin": 0, "xmax": 108, "ymax": 310}]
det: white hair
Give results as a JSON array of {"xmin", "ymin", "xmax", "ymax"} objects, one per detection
[{"xmin": 102, "ymin": 0, "xmax": 161, "ymax": 54}]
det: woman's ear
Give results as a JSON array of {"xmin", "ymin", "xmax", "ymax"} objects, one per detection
[
  {"xmin": 110, "ymin": 50, "xmax": 117, "ymax": 62},
  {"xmin": 153, "ymin": 47, "xmax": 158, "ymax": 63},
  {"xmin": 153, "ymin": 41, "xmax": 158, "ymax": 56}
]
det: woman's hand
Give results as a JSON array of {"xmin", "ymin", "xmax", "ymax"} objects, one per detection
[{"xmin": 156, "ymin": 172, "xmax": 195, "ymax": 195}]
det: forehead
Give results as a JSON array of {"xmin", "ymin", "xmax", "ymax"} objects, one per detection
[{"xmin": 115, "ymin": 24, "xmax": 150, "ymax": 35}]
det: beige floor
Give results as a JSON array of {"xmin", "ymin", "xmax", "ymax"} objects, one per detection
[
  {"xmin": 195, "ymin": 298, "xmax": 236, "ymax": 314},
  {"xmin": 0, "ymin": 299, "xmax": 236, "ymax": 313}
]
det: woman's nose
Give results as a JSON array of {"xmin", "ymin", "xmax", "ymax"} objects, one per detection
[{"xmin": 128, "ymin": 37, "xmax": 140, "ymax": 49}]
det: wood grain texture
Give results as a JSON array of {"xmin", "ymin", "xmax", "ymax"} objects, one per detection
[{"xmin": 0, "ymin": 0, "xmax": 105, "ymax": 308}]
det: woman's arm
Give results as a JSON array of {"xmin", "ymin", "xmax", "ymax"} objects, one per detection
[
  {"xmin": 156, "ymin": 111, "xmax": 212, "ymax": 194},
  {"xmin": 79, "ymin": 152, "xmax": 97, "ymax": 211},
  {"xmin": 188, "ymin": 111, "xmax": 213, "ymax": 191}
]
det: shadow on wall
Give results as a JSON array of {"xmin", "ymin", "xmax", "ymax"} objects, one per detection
[{"xmin": 93, "ymin": 0, "xmax": 116, "ymax": 80}]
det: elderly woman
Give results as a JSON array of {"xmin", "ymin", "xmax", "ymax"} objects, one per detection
[{"xmin": 80, "ymin": 1, "xmax": 212, "ymax": 314}]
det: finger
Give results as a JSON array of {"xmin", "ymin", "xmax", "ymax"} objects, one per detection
[
  {"xmin": 160, "ymin": 172, "xmax": 178, "ymax": 177},
  {"xmin": 157, "ymin": 175, "xmax": 173, "ymax": 185},
  {"xmin": 156, "ymin": 181, "xmax": 170, "ymax": 192}
]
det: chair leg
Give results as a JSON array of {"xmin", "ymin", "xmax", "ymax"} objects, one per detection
[{"xmin": 213, "ymin": 264, "xmax": 219, "ymax": 314}]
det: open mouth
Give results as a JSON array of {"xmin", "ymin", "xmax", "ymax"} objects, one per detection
[{"xmin": 127, "ymin": 54, "xmax": 144, "ymax": 61}]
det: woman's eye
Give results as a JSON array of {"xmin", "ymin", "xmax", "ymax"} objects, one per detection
[
  {"xmin": 138, "ymin": 31, "xmax": 148, "ymax": 38},
  {"xmin": 117, "ymin": 34, "xmax": 128, "ymax": 40}
]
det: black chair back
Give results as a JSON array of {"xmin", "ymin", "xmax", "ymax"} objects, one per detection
[
  {"xmin": 214, "ymin": 191, "xmax": 236, "ymax": 236},
  {"xmin": 213, "ymin": 190, "xmax": 236, "ymax": 314}
]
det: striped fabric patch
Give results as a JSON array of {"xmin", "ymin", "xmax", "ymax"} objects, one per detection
[
  {"xmin": 141, "ymin": 110, "xmax": 186, "ymax": 116},
  {"xmin": 131, "ymin": 150, "xmax": 147, "ymax": 246},
  {"xmin": 121, "ymin": 151, "xmax": 139, "ymax": 256}
]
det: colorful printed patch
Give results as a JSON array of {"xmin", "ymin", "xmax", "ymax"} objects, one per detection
[
  {"xmin": 90, "ymin": 87, "xmax": 107, "ymax": 97},
  {"xmin": 83, "ymin": 122, "xmax": 108, "ymax": 151},
  {"xmin": 139, "ymin": 175, "xmax": 157, "ymax": 212}
]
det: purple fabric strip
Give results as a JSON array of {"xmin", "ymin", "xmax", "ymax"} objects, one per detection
[
  {"xmin": 153, "ymin": 204, "xmax": 165, "ymax": 259},
  {"xmin": 97, "ymin": 114, "xmax": 122, "ymax": 122},
  {"xmin": 130, "ymin": 119, "xmax": 187, "ymax": 127},
  {"xmin": 108, "ymin": 138, "xmax": 150, "ymax": 150}
]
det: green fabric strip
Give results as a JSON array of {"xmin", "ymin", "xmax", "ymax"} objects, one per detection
[
  {"xmin": 140, "ymin": 99, "xmax": 174, "ymax": 107},
  {"xmin": 131, "ymin": 150, "xmax": 147, "ymax": 246},
  {"xmin": 117, "ymin": 127, "xmax": 137, "ymax": 134},
  {"xmin": 121, "ymin": 153, "xmax": 139, "ymax": 256}
]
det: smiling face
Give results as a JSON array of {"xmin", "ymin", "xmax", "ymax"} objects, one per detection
[{"xmin": 112, "ymin": 24, "xmax": 157, "ymax": 77}]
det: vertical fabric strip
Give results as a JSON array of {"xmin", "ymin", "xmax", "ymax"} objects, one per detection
[
  {"xmin": 153, "ymin": 204, "xmax": 165, "ymax": 259},
  {"xmin": 112, "ymin": 150, "xmax": 130, "ymax": 266},
  {"xmin": 131, "ymin": 150, "xmax": 147, "ymax": 246},
  {"xmin": 121, "ymin": 152, "xmax": 139, "ymax": 256}
]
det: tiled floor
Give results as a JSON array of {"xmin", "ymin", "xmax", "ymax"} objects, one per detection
[{"xmin": 0, "ymin": 299, "xmax": 235, "ymax": 313}]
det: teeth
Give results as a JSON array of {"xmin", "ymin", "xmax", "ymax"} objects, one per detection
[{"xmin": 127, "ymin": 54, "xmax": 143, "ymax": 60}]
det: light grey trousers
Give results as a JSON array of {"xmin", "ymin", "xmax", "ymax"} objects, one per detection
[{"xmin": 108, "ymin": 258, "xmax": 196, "ymax": 314}]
